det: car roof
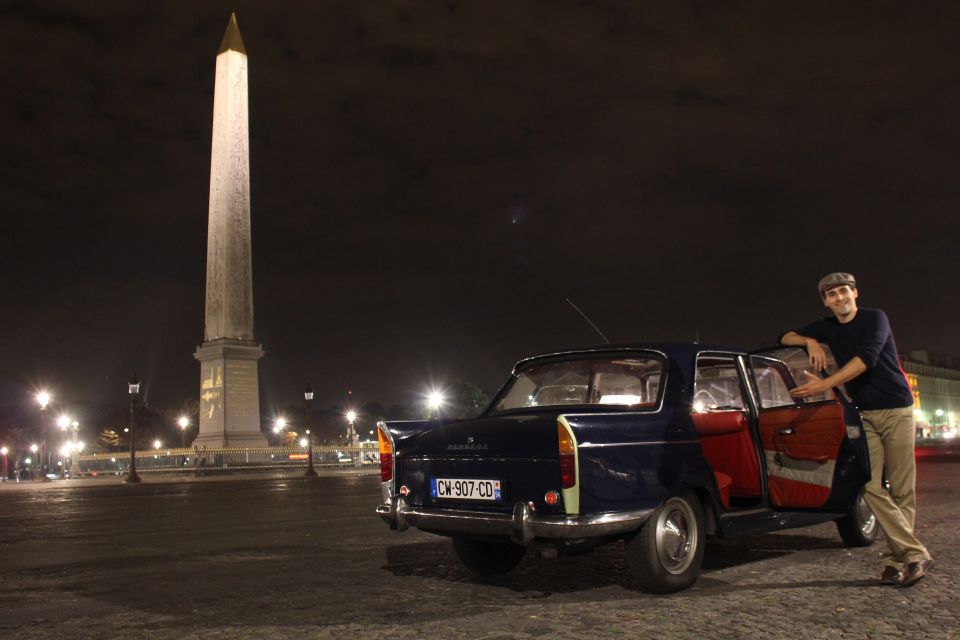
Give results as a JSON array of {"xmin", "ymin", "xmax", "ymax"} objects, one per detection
[{"xmin": 511, "ymin": 341, "xmax": 747, "ymax": 371}]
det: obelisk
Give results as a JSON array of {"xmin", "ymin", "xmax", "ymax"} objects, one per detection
[{"xmin": 193, "ymin": 13, "xmax": 267, "ymax": 449}]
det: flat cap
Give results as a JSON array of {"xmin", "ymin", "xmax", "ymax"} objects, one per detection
[{"xmin": 818, "ymin": 272, "xmax": 856, "ymax": 295}]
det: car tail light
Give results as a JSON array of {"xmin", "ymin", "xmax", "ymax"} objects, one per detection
[
  {"xmin": 557, "ymin": 420, "xmax": 576, "ymax": 489},
  {"xmin": 377, "ymin": 424, "xmax": 394, "ymax": 483}
]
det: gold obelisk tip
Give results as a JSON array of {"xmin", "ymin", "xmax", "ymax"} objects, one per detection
[{"xmin": 218, "ymin": 12, "xmax": 246, "ymax": 55}]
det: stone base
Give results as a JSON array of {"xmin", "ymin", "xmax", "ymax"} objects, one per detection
[
  {"xmin": 194, "ymin": 339, "xmax": 268, "ymax": 449},
  {"xmin": 190, "ymin": 432, "xmax": 269, "ymax": 450}
]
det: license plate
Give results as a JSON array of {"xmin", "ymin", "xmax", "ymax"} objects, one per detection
[{"xmin": 431, "ymin": 477, "xmax": 502, "ymax": 502}]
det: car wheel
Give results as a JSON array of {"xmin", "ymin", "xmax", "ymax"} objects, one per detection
[
  {"xmin": 452, "ymin": 537, "xmax": 526, "ymax": 575},
  {"xmin": 836, "ymin": 492, "xmax": 878, "ymax": 547},
  {"xmin": 626, "ymin": 492, "xmax": 704, "ymax": 593}
]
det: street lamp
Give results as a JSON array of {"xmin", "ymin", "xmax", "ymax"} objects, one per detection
[
  {"xmin": 125, "ymin": 374, "xmax": 141, "ymax": 483},
  {"xmin": 57, "ymin": 415, "xmax": 70, "ymax": 479},
  {"xmin": 58, "ymin": 416, "xmax": 80, "ymax": 479},
  {"xmin": 346, "ymin": 410, "xmax": 358, "ymax": 447},
  {"xmin": 178, "ymin": 416, "xmax": 190, "ymax": 449},
  {"xmin": 1, "ymin": 446, "xmax": 8, "ymax": 483},
  {"xmin": 28, "ymin": 443, "xmax": 38, "ymax": 480},
  {"xmin": 426, "ymin": 390, "xmax": 445, "ymax": 420},
  {"xmin": 304, "ymin": 384, "xmax": 317, "ymax": 478},
  {"xmin": 36, "ymin": 391, "xmax": 50, "ymax": 481}
]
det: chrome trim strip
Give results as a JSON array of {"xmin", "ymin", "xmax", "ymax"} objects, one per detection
[
  {"xmin": 579, "ymin": 439, "xmax": 700, "ymax": 448},
  {"xmin": 377, "ymin": 499, "xmax": 653, "ymax": 543}
]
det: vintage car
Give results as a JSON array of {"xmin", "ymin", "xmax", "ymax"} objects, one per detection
[{"xmin": 376, "ymin": 343, "xmax": 877, "ymax": 593}]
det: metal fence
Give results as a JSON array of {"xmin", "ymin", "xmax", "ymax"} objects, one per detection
[{"xmin": 74, "ymin": 444, "xmax": 380, "ymax": 477}]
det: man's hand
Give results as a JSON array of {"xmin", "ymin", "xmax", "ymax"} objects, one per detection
[
  {"xmin": 805, "ymin": 339, "xmax": 827, "ymax": 371},
  {"xmin": 790, "ymin": 370, "xmax": 832, "ymax": 398}
]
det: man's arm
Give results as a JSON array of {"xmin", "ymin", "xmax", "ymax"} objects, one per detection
[
  {"xmin": 781, "ymin": 331, "xmax": 828, "ymax": 370},
  {"xmin": 791, "ymin": 356, "xmax": 867, "ymax": 399}
]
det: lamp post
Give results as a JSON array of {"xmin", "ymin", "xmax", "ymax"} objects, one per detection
[
  {"xmin": 426, "ymin": 390, "xmax": 445, "ymax": 420},
  {"xmin": 178, "ymin": 416, "xmax": 190, "ymax": 449},
  {"xmin": 304, "ymin": 384, "xmax": 317, "ymax": 478},
  {"xmin": 36, "ymin": 391, "xmax": 50, "ymax": 481},
  {"xmin": 57, "ymin": 415, "xmax": 70, "ymax": 479},
  {"xmin": 1, "ymin": 446, "xmax": 8, "ymax": 483},
  {"xmin": 346, "ymin": 410, "xmax": 359, "ymax": 445},
  {"xmin": 125, "ymin": 374, "xmax": 141, "ymax": 483},
  {"xmin": 69, "ymin": 420, "xmax": 80, "ymax": 478},
  {"xmin": 29, "ymin": 443, "xmax": 38, "ymax": 480}
]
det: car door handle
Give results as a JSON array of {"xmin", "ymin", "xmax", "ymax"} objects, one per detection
[{"xmin": 777, "ymin": 427, "xmax": 795, "ymax": 436}]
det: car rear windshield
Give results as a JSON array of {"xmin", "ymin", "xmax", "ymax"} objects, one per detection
[{"xmin": 491, "ymin": 355, "xmax": 663, "ymax": 413}]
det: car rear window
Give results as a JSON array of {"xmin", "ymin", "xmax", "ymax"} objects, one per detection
[{"xmin": 491, "ymin": 356, "xmax": 663, "ymax": 413}]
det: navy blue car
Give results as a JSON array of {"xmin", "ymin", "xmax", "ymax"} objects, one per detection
[{"xmin": 376, "ymin": 343, "xmax": 877, "ymax": 593}]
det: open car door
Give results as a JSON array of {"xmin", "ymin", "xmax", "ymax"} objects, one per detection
[{"xmin": 747, "ymin": 346, "xmax": 870, "ymax": 511}]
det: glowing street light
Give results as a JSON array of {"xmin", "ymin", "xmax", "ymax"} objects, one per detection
[
  {"xmin": 57, "ymin": 417, "xmax": 80, "ymax": 479},
  {"xmin": 28, "ymin": 443, "xmax": 38, "ymax": 480},
  {"xmin": 345, "ymin": 410, "xmax": 359, "ymax": 447},
  {"xmin": 1, "ymin": 446, "xmax": 8, "ymax": 483},
  {"xmin": 425, "ymin": 390, "xmax": 446, "ymax": 419},
  {"xmin": 36, "ymin": 391, "xmax": 50, "ymax": 481},
  {"xmin": 178, "ymin": 416, "xmax": 190, "ymax": 449},
  {"xmin": 273, "ymin": 417, "xmax": 287, "ymax": 435},
  {"xmin": 299, "ymin": 437, "xmax": 309, "ymax": 447},
  {"xmin": 153, "ymin": 440, "xmax": 162, "ymax": 450}
]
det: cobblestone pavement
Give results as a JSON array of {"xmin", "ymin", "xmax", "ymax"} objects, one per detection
[{"xmin": 0, "ymin": 462, "xmax": 956, "ymax": 639}]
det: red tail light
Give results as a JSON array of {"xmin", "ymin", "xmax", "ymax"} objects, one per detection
[
  {"xmin": 377, "ymin": 424, "xmax": 394, "ymax": 483},
  {"xmin": 557, "ymin": 421, "xmax": 576, "ymax": 489}
]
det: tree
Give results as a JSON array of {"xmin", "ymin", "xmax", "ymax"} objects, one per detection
[
  {"xmin": 98, "ymin": 429, "xmax": 120, "ymax": 451},
  {"xmin": 448, "ymin": 382, "xmax": 490, "ymax": 419}
]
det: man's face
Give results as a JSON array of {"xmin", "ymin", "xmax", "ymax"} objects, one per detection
[{"xmin": 822, "ymin": 285, "xmax": 858, "ymax": 317}]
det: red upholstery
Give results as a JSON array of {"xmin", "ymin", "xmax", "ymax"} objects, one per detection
[
  {"xmin": 758, "ymin": 402, "xmax": 845, "ymax": 508},
  {"xmin": 692, "ymin": 411, "xmax": 762, "ymax": 499},
  {"xmin": 713, "ymin": 472, "xmax": 732, "ymax": 508},
  {"xmin": 758, "ymin": 404, "xmax": 845, "ymax": 463}
]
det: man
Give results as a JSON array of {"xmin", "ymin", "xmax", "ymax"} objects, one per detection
[{"xmin": 781, "ymin": 272, "xmax": 933, "ymax": 587}]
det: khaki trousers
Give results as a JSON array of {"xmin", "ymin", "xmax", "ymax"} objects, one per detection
[{"xmin": 860, "ymin": 406, "xmax": 930, "ymax": 567}]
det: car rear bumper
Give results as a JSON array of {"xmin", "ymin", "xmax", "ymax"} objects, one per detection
[{"xmin": 376, "ymin": 497, "xmax": 653, "ymax": 544}]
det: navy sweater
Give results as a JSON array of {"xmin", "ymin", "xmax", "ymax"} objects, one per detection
[{"xmin": 788, "ymin": 308, "xmax": 913, "ymax": 411}]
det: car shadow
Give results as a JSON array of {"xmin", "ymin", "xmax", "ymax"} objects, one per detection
[
  {"xmin": 383, "ymin": 531, "xmax": 847, "ymax": 595},
  {"xmin": 702, "ymin": 532, "xmax": 842, "ymax": 571}
]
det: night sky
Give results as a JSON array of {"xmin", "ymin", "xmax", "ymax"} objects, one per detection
[{"xmin": 2, "ymin": 1, "xmax": 959, "ymax": 422}]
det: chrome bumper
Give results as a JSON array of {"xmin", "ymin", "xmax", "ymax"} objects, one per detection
[{"xmin": 376, "ymin": 497, "xmax": 653, "ymax": 544}]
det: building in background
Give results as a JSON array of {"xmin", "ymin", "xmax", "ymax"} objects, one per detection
[{"xmin": 902, "ymin": 350, "xmax": 960, "ymax": 440}]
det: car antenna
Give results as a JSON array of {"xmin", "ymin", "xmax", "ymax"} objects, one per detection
[{"xmin": 565, "ymin": 298, "xmax": 610, "ymax": 344}]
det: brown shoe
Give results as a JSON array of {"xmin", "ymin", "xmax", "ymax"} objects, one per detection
[
  {"xmin": 879, "ymin": 566, "xmax": 902, "ymax": 585},
  {"xmin": 901, "ymin": 558, "xmax": 934, "ymax": 587}
]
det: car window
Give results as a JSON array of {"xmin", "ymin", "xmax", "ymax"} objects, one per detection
[
  {"xmin": 749, "ymin": 357, "xmax": 798, "ymax": 409},
  {"xmin": 694, "ymin": 357, "xmax": 746, "ymax": 412},
  {"xmin": 755, "ymin": 347, "xmax": 841, "ymax": 404},
  {"xmin": 492, "ymin": 356, "xmax": 663, "ymax": 413}
]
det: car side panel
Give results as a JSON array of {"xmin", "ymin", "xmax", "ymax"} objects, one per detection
[{"xmin": 563, "ymin": 411, "xmax": 716, "ymax": 515}]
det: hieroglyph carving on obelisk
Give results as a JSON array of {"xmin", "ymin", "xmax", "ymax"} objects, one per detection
[{"xmin": 193, "ymin": 13, "xmax": 267, "ymax": 449}]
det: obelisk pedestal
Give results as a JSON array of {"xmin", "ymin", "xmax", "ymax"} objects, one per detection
[
  {"xmin": 194, "ymin": 340, "xmax": 266, "ymax": 449},
  {"xmin": 193, "ymin": 14, "xmax": 267, "ymax": 450}
]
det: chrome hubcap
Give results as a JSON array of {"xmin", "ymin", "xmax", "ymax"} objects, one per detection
[
  {"xmin": 655, "ymin": 498, "xmax": 697, "ymax": 574},
  {"xmin": 858, "ymin": 494, "xmax": 878, "ymax": 536}
]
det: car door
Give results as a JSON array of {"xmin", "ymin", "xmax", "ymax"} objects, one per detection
[{"xmin": 746, "ymin": 347, "xmax": 870, "ymax": 510}]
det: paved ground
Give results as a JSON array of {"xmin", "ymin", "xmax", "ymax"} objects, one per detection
[{"xmin": 0, "ymin": 462, "xmax": 956, "ymax": 639}]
